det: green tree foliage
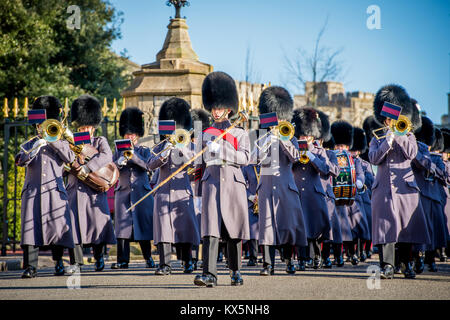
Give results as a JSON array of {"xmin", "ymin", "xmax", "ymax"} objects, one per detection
[
  {"xmin": 0, "ymin": 0, "xmax": 130, "ymax": 101},
  {"xmin": 0, "ymin": 0, "xmax": 131, "ymax": 250}
]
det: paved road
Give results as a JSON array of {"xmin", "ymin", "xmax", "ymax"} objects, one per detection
[{"xmin": 1, "ymin": 256, "xmax": 449, "ymax": 300}]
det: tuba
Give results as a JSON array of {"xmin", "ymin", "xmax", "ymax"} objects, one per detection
[{"xmin": 372, "ymin": 115, "xmax": 412, "ymax": 140}]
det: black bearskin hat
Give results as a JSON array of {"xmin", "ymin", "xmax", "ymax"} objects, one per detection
[
  {"xmin": 317, "ymin": 110, "xmax": 331, "ymax": 142},
  {"xmin": 71, "ymin": 95, "xmax": 103, "ymax": 128},
  {"xmin": 119, "ymin": 107, "xmax": 145, "ymax": 137},
  {"xmin": 373, "ymin": 84, "xmax": 421, "ymax": 131},
  {"xmin": 159, "ymin": 97, "xmax": 192, "ymax": 130},
  {"xmin": 322, "ymin": 135, "xmax": 336, "ymax": 150},
  {"xmin": 191, "ymin": 109, "xmax": 211, "ymax": 131},
  {"xmin": 442, "ymin": 129, "xmax": 450, "ymax": 153},
  {"xmin": 202, "ymin": 71, "xmax": 239, "ymax": 116},
  {"xmin": 414, "ymin": 116, "xmax": 435, "ymax": 147},
  {"xmin": 292, "ymin": 107, "xmax": 322, "ymax": 139},
  {"xmin": 331, "ymin": 120, "xmax": 353, "ymax": 148},
  {"xmin": 350, "ymin": 127, "xmax": 368, "ymax": 153},
  {"xmin": 431, "ymin": 128, "xmax": 444, "ymax": 153},
  {"xmin": 258, "ymin": 86, "xmax": 293, "ymax": 121},
  {"xmin": 31, "ymin": 95, "xmax": 62, "ymax": 121}
]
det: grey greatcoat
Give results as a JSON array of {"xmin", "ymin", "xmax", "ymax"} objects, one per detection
[
  {"xmin": 430, "ymin": 153, "xmax": 449, "ymax": 240},
  {"xmin": 200, "ymin": 120, "xmax": 250, "ymax": 240},
  {"xmin": 113, "ymin": 145, "xmax": 154, "ymax": 241},
  {"xmin": 368, "ymin": 133, "xmax": 431, "ymax": 246},
  {"xmin": 16, "ymin": 139, "xmax": 75, "ymax": 248},
  {"xmin": 148, "ymin": 142, "xmax": 200, "ymax": 245},
  {"xmin": 254, "ymin": 134, "xmax": 308, "ymax": 247},
  {"xmin": 292, "ymin": 144, "xmax": 331, "ymax": 240},
  {"xmin": 347, "ymin": 157, "xmax": 371, "ymax": 241},
  {"xmin": 412, "ymin": 142, "xmax": 447, "ymax": 250},
  {"xmin": 66, "ymin": 136, "xmax": 116, "ymax": 245},
  {"xmin": 441, "ymin": 160, "xmax": 450, "ymax": 237},
  {"xmin": 242, "ymin": 164, "xmax": 260, "ymax": 240},
  {"xmin": 319, "ymin": 148, "xmax": 343, "ymax": 243}
]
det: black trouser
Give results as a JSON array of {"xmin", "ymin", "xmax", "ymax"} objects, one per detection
[
  {"xmin": 22, "ymin": 245, "xmax": 64, "ymax": 269},
  {"xmin": 158, "ymin": 242, "xmax": 192, "ymax": 267},
  {"xmin": 69, "ymin": 244, "xmax": 84, "ymax": 265},
  {"xmin": 321, "ymin": 242, "xmax": 343, "ymax": 259},
  {"xmin": 378, "ymin": 242, "xmax": 412, "ymax": 268},
  {"xmin": 202, "ymin": 221, "xmax": 242, "ymax": 278},
  {"xmin": 424, "ymin": 249, "xmax": 437, "ymax": 265},
  {"xmin": 344, "ymin": 240, "xmax": 357, "ymax": 257},
  {"xmin": 116, "ymin": 238, "xmax": 151, "ymax": 263},
  {"xmin": 263, "ymin": 244, "xmax": 294, "ymax": 267},
  {"xmin": 246, "ymin": 239, "xmax": 258, "ymax": 260}
]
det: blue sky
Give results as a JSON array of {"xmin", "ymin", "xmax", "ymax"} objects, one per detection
[{"xmin": 110, "ymin": 0, "xmax": 450, "ymax": 124}]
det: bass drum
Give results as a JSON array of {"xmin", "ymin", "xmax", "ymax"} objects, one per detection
[{"xmin": 332, "ymin": 150, "xmax": 356, "ymax": 206}]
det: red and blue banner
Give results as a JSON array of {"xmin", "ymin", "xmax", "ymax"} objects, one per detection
[
  {"xmin": 298, "ymin": 140, "xmax": 308, "ymax": 150},
  {"xmin": 259, "ymin": 112, "xmax": 278, "ymax": 129},
  {"xmin": 73, "ymin": 131, "xmax": 91, "ymax": 145},
  {"xmin": 115, "ymin": 139, "xmax": 132, "ymax": 152},
  {"xmin": 27, "ymin": 109, "xmax": 46, "ymax": 124},
  {"xmin": 381, "ymin": 102, "xmax": 402, "ymax": 120},
  {"xmin": 158, "ymin": 120, "xmax": 176, "ymax": 135}
]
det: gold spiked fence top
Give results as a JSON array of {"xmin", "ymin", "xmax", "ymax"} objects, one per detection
[{"xmin": 1, "ymin": 97, "xmax": 126, "ymax": 120}]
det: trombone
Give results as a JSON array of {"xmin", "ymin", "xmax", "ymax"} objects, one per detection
[
  {"xmin": 372, "ymin": 115, "xmax": 412, "ymax": 140},
  {"xmin": 151, "ymin": 128, "xmax": 193, "ymax": 157},
  {"xmin": 20, "ymin": 119, "xmax": 65, "ymax": 154},
  {"xmin": 126, "ymin": 111, "xmax": 249, "ymax": 213},
  {"xmin": 255, "ymin": 120, "xmax": 295, "ymax": 153}
]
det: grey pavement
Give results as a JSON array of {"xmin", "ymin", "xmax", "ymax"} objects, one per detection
[{"xmin": 0, "ymin": 256, "xmax": 449, "ymax": 300}]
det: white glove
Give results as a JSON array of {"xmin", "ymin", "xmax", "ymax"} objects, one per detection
[
  {"xmin": 356, "ymin": 179, "xmax": 364, "ymax": 190},
  {"xmin": 248, "ymin": 195, "xmax": 256, "ymax": 202},
  {"xmin": 117, "ymin": 156, "xmax": 127, "ymax": 166},
  {"xmin": 306, "ymin": 151, "xmax": 316, "ymax": 162},
  {"xmin": 386, "ymin": 131, "xmax": 394, "ymax": 146},
  {"xmin": 207, "ymin": 141, "xmax": 221, "ymax": 153},
  {"xmin": 30, "ymin": 139, "xmax": 47, "ymax": 157}
]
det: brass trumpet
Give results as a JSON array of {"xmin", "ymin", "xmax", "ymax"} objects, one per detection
[
  {"xmin": 372, "ymin": 115, "xmax": 412, "ymax": 140},
  {"xmin": 151, "ymin": 128, "xmax": 192, "ymax": 157},
  {"xmin": 299, "ymin": 151, "xmax": 310, "ymax": 164},
  {"xmin": 123, "ymin": 149, "xmax": 134, "ymax": 160},
  {"xmin": 20, "ymin": 119, "xmax": 65, "ymax": 154}
]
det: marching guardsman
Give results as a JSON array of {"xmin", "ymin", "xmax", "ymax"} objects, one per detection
[
  {"xmin": 440, "ymin": 129, "xmax": 450, "ymax": 258},
  {"xmin": 412, "ymin": 115, "xmax": 447, "ymax": 272},
  {"xmin": 111, "ymin": 107, "xmax": 155, "ymax": 269},
  {"xmin": 16, "ymin": 96, "xmax": 75, "ymax": 278},
  {"xmin": 330, "ymin": 121, "xmax": 365, "ymax": 265},
  {"xmin": 291, "ymin": 108, "xmax": 331, "ymax": 270},
  {"xmin": 369, "ymin": 84, "xmax": 430, "ymax": 279},
  {"xmin": 253, "ymin": 86, "xmax": 308, "ymax": 276},
  {"xmin": 430, "ymin": 128, "xmax": 449, "ymax": 262},
  {"xmin": 315, "ymin": 111, "xmax": 343, "ymax": 268},
  {"xmin": 190, "ymin": 108, "xmax": 212, "ymax": 269},
  {"xmin": 149, "ymin": 97, "xmax": 200, "ymax": 275},
  {"xmin": 193, "ymin": 71, "xmax": 250, "ymax": 287},
  {"xmin": 66, "ymin": 95, "xmax": 116, "ymax": 272},
  {"xmin": 349, "ymin": 127, "xmax": 373, "ymax": 262},
  {"xmin": 242, "ymin": 162, "xmax": 260, "ymax": 267}
]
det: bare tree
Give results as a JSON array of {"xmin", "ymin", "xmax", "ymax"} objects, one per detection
[{"xmin": 283, "ymin": 17, "xmax": 345, "ymax": 107}]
